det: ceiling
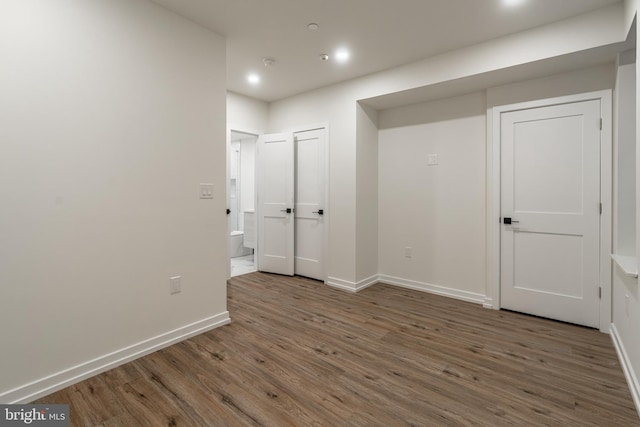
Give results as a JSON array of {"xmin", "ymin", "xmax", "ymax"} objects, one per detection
[{"xmin": 149, "ymin": 0, "xmax": 622, "ymax": 102}]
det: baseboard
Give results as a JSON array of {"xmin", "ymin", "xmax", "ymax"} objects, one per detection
[
  {"xmin": 483, "ymin": 297, "xmax": 496, "ymax": 310},
  {"xmin": 378, "ymin": 275, "xmax": 485, "ymax": 305},
  {"xmin": 326, "ymin": 275, "xmax": 379, "ymax": 293},
  {"xmin": 326, "ymin": 274, "xmax": 486, "ymax": 305},
  {"xmin": 1, "ymin": 311, "xmax": 231, "ymax": 404},
  {"xmin": 611, "ymin": 323, "xmax": 640, "ymax": 417}
]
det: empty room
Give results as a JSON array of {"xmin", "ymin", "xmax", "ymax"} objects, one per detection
[{"xmin": 2, "ymin": 0, "xmax": 640, "ymax": 425}]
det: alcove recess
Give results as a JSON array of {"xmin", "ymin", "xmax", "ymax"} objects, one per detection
[{"xmin": 612, "ymin": 48, "xmax": 638, "ymax": 279}]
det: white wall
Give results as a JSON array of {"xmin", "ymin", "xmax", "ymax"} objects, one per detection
[
  {"xmin": 356, "ymin": 103, "xmax": 379, "ymax": 284},
  {"xmin": 0, "ymin": 0, "xmax": 228, "ymax": 402},
  {"xmin": 485, "ymin": 63, "xmax": 616, "ymax": 108},
  {"xmin": 378, "ymin": 93, "xmax": 487, "ymax": 301},
  {"xmin": 614, "ymin": 50, "xmax": 637, "ymax": 256},
  {"xmin": 269, "ymin": 4, "xmax": 627, "ymax": 288},
  {"xmin": 227, "ymin": 91, "xmax": 268, "ymax": 133}
]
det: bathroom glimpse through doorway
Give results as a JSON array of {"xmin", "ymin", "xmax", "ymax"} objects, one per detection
[{"xmin": 228, "ymin": 130, "xmax": 258, "ymax": 277}]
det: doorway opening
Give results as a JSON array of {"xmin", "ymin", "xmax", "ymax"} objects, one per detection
[{"xmin": 229, "ymin": 130, "xmax": 258, "ymax": 277}]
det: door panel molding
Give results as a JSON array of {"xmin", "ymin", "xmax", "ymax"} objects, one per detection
[{"xmin": 488, "ymin": 90, "xmax": 612, "ymax": 332}]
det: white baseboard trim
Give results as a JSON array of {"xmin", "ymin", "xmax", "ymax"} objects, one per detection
[
  {"xmin": 483, "ymin": 297, "xmax": 496, "ymax": 310},
  {"xmin": 1, "ymin": 311, "xmax": 231, "ymax": 404},
  {"xmin": 611, "ymin": 323, "xmax": 640, "ymax": 417},
  {"xmin": 378, "ymin": 275, "xmax": 485, "ymax": 305},
  {"xmin": 326, "ymin": 275, "xmax": 379, "ymax": 293}
]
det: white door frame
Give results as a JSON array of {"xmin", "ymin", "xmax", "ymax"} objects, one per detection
[
  {"xmin": 487, "ymin": 91, "xmax": 612, "ymax": 333},
  {"xmin": 291, "ymin": 123, "xmax": 330, "ymax": 283}
]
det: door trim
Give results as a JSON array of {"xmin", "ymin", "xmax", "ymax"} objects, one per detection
[{"xmin": 487, "ymin": 91, "xmax": 612, "ymax": 332}]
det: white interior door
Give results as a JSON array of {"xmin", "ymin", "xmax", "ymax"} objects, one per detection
[
  {"xmin": 257, "ymin": 133, "xmax": 294, "ymax": 275},
  {"xmin": 500, "ymin": 100, "xmax": 601, "ymax": 328},
  {"xmin": 294, "ymin": 129, "xmax": 326, "ymax": 281}
]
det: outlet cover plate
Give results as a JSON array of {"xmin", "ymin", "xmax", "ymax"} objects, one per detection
[{"xmin": 170, "ymin": 276, "xmax": 182, "ymax": 294}]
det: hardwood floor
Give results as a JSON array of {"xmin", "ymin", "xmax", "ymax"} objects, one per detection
[{"xmin": 37, "ymin": 272, "xmax": 639, "ymax": 426}]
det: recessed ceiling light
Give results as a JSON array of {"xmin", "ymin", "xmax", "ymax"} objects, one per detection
[
  {"xmin": 247, "ymin": 73, "xmax": 260, "ymax": 85},
  {"xmin": 335, "ymin": 48, "xmax": 350, "ymax": 63},
  {"xmin": 307, "ymin": 23, "xmax": 319, "ymax": 30},
  {"xmin": 502, "ymin": 0, "xmax": 526, "ymax": 7},
  {"xmin": 320, "ymin": 54, "xmax": 329, "ymax": 61}
]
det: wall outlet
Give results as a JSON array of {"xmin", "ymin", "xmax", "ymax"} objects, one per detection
[
  {"xmin": 200, "ymin": 183, "xmax": 214, "ymax": 199},
  {"xmin": 170, "ymin": 276, "xmax": 182, "ymax": 295},
  {"xmin": 427, "ymin": 154, "xmax": 438, "ymax": 166},
  {"xmin": 405, "ymin": 247, "xmax": 412, "ymax": 258}
]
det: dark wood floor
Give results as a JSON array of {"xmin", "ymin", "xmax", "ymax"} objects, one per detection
[{"xmin": 37, "ymin": 272, "xmax": 639, "ymax": 426}]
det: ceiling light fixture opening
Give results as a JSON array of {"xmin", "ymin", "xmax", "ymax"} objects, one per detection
[
  {"xmin": 247, "ymin": 73, "xmax": 260, "ymax": 85},
  {"xmin": 502, "ymin": 0, "xmax": 526, "ymax": 7},
  {"xmin": 307, "ymin": 23, "xmax": 319, "ymax": 30},
  {"xmin": 335, "ymin": 48, "xmax": 350, "ymax": 63},
  {"xmin": 320, "ymin": 54, "xmax": 329, "ymax": 61}
]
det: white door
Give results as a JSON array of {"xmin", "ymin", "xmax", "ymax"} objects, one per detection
[
  {"xmin": 500, "ymin": 100, "xmax": 601, "ymax": 328},
  {"xmin": 257, "ymin": 133, "xmax": 294, "ymax": 276},
  {"xmin": 294, "ymin": 129, "xmax": 326, "ymax": 281}
]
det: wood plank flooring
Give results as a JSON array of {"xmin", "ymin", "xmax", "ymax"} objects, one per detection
[{"xmin": 36, "ymin": 273, "xmax": 639, "ymax": 426}]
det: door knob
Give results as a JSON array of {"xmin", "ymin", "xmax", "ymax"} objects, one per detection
[
  {"xmin": 280, "ymin": 208, "xmax": 292, "ymax": 214},
  {"xmin": 503, "ymin": 217, "xmax": 519, "ymax": 224},
  {"xmin": 226, "ymin": 208, "xmax": 231, "ymax": 215},
  {"xmin": 312, "ymin": 209, "xmax": 324, "ymax": 215}
]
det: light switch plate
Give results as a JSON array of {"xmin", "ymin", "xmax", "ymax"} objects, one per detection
[
  {"xmin": 200, "ymin": 183, "xmax": 214, "ymax": 199},
  {"xmin": 170, "ymin": 276, "xmax": 181, "ymax": 295},
  {"xmin": 427, "ymin": 154, "xmax": 438, "ymax": 166},
  {"xmin": 405, "ymin": 247, "xmax": 413, "ymax": 258}
]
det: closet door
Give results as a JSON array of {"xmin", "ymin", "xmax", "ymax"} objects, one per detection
[
  {"xmin": 294, "ymin": 129, "xmax": 326, "ymax": 281},
  {"xmin": 256, "ymin": 133, "xmax": 294, "ymax": 275}
]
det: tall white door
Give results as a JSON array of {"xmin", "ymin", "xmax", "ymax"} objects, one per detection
[
  {"xmin": 257, "ymin": 133, "xmax": 294, "ymax": 276},
  {"xmin": 500, "ymin": 100, "xmax": 601, "ymax": 328},
  {"xmin": 294, "ymin": 129, "xmax": 326, "ymax": 281}
]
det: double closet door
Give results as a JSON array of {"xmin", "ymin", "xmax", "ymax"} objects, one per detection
[{"xmin": 256, "ymin": 128, "xmax": 326, "ymax": 281}]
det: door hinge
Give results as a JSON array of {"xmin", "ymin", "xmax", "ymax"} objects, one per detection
[
  {"xmin": 600, "ymin": 202, "xmax": 603, "ymax": 215},
  {"xmin": 600, "ymin": 118, "xmax": 603, "ymax": 130},
  {"xmin": 599, "ymin": 287, "xmax": 602, "ymax": 299}
]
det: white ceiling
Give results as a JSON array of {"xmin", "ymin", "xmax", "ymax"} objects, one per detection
[{"xmin": 149, "ymin": 0, "xmax": 622, "ymax": 102}]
